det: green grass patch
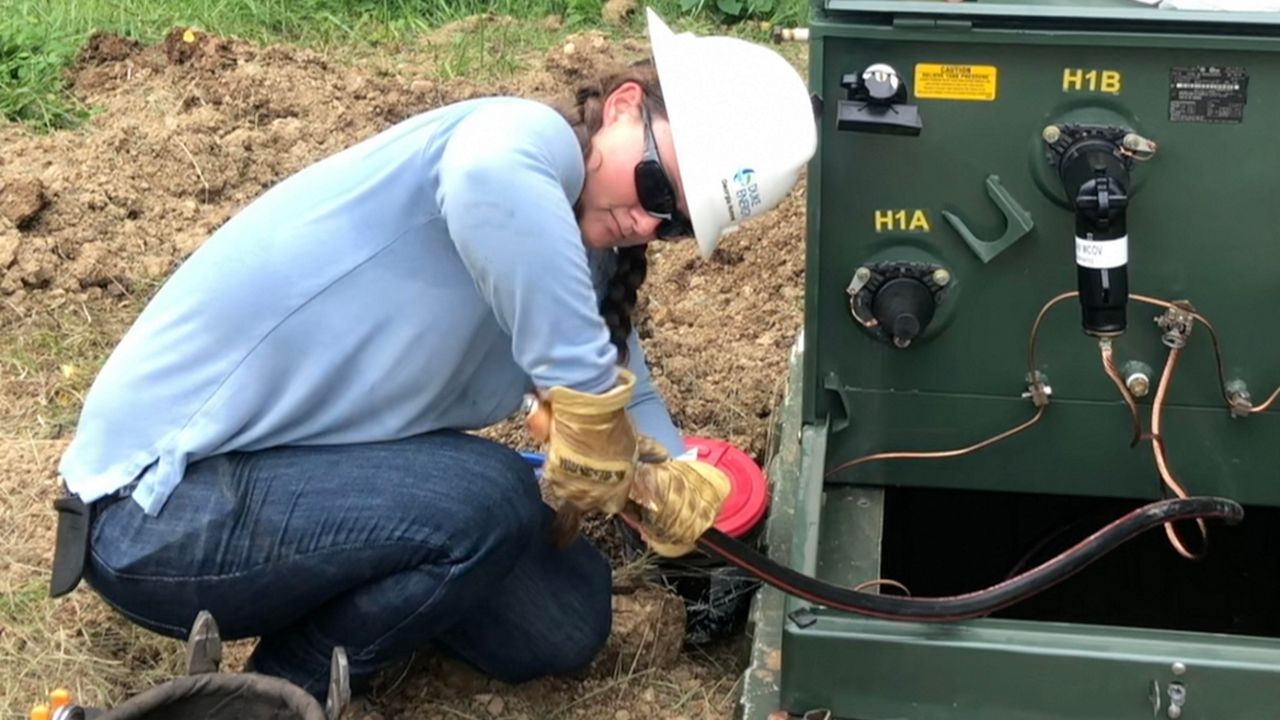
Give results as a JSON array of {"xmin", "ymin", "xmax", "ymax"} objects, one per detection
[{"xmin": 1, "ymin": 0, "xmax": 806, "ymax": 132}]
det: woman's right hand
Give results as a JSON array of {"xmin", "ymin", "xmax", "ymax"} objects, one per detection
[{"xmin": 536, "ymin": 369, "xmax": 640, "ymax": 519}]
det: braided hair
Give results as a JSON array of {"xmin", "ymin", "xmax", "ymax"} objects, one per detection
[{"xmin": 555, "ymin": 62, "xmax": 666, "ymax": 365}]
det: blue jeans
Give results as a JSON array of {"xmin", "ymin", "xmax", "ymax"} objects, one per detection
[{"xmin": 85, "ymin": 431, "xmax": 612, "ymax": 698}]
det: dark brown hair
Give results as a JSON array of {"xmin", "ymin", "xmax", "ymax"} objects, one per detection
[{"xmin": 555, "ymin": 62, "xmax": 666, "ymax": 365}]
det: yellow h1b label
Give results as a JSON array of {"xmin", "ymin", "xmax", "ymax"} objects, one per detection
[
  {"xmin": 914, "ymin": 64, "xmax": 998, "ymax": 101},
  {"xmin": 875, "ymin": 209, "xmax": 931, "ymax": 233},
  {"xmin": 1063, "ymin": 68, "xmax": 1122, "ymax": 94}
]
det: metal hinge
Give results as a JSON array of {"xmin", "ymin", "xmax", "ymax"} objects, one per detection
[{"xmin": 892, "ymin": 16, "xmax": 973, "ymax": 30}]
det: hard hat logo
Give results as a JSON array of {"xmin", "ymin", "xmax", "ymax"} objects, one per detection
[
  {"xmin": 732, "ymin": 168, "xmax": 763, "ymax": 219},
  {"xmin": 646, "ymin": 8, "xmax": 817, "ymax": 259}
]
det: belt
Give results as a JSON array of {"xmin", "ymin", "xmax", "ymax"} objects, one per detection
[{"xmin": 49, "ymin": 482, "xmax": 135, "ymax": 599}]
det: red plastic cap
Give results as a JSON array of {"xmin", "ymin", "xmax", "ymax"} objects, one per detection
[{"xmin": 684, "ymin": 436, "xmax": 770, "ymax": 538}]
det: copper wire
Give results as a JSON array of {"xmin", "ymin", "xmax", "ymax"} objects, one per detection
[
  {"xmin": 1151, "ymin": 346, "xmax": 1209, "ymax": 560},
  {"xmin": 1252, "ymin": 386, "xmax": 1280, "ymax": 414},
  {"xmin": 1027, "ymin": 291, "xmax": 1079, "ymax": 377},
  {"xmin": 1100, "ymin": 340, "xmax": 1143, "ymax": 448},
  {"xmin": 1130, "ymin": 294, "xmax": 1231, "ymax": 408},
  {"xmin": 823, "ymin": 406, "xmax": 1046, "ymax": 478},
  {"xmin": 825, "ymin": 291, "xmax": 1069, "ymax": 480},
  {"xmin": 825, "ymin": 288, "xmax": 1272, "ymax": 532},
  {"xmin": 851, "ymin": 578, "xmax": 912, "ymax": 596},
  {"xmin": 1131, "ymin": 294, "xmax": 1279, "ymax": 415}
]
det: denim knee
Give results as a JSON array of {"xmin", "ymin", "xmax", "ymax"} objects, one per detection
[
  {"xmin": 462, "ymin": 438, "xmax": 545, "ymax": 541},
  {"xmin": 555, "ymin": 576, "xmax": 613, "ymax": 675},
  {"xmin": 497, "ymin": 548, "xmax": 613, "ymax": 684}
]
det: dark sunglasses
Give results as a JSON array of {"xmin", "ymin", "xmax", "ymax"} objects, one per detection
[{"xmin": 635, "ymin": 105, "xmax": 693, "ymax": 240}]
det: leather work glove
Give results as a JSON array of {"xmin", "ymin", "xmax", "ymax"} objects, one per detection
[
  {"xmin": 526, "ymin": 369, "xmax": 641, "ymax": 546},
  {"xmin": 636, "ymin": 434, "xmax": 671, "ymax": 463},
  {"xmin": 629, "ymin": 459, "xmax": 731, "ymax": 558}
]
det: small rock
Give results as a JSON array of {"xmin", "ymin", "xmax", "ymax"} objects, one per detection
[
  {"xmin": 175, "ymin": 230, "xmax": 206, "ymax": 257},
  {"xmin": 141, "ymin": 255, "xmax": 171, "ymax": 278},
  {"xmin": 602, "ymin": 0, "xmax": 637, "ymax": 24},
  {"xmin": 409, "ymin": 79, "xmax": 433, "ymax": 94},
  {"xmin": 18, "ymin": 260, "xmax": 51, "ymax": 289},
  {"xmin": 0, "ymin": 178, "xmax": 49, "ymax": 229},
  {"xmin": 603, "ymin": 586, "xmax": 686, "ymax": 673},
  {"xmin": 615, "ymin": 711, "xmax": 631, "ymax": 720},
  {"xmin": 0, "ymin": 232, "xmax": 19, "ymax": 268},
  {"xmin": 484, "ymin": 694, "xmax": 505, "ymax": 716}
]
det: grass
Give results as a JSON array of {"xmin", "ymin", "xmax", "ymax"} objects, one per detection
[
  {"xmin": 0, "ymin": 296, "xmax": 142, "ymax": 439},
  {"xmin": 0, "ymin": 0, "xmax": 805, "ymax": 131},
  {"xmin": 0, "ymin": 434, "xmax": 193, "ymax": 714}
]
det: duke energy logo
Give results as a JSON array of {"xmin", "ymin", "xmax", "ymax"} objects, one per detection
[{"xmin": 733, "ymin": 168, "xmax": 762, "ymax": 219}]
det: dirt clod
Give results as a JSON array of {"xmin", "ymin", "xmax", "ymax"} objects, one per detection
[
  {"xmin": 161, "ymin": 27, "xmax": 237, "ymax": 68},
  {"xmin": 603, "ymin": 0, "xmax": 638, "ymax": 25},
  {"xmin": 0, "ymin": 177, "xmax": 48, "ymax": 229},
  {"xmin": 603, "ymin": 586, "xmax": 687, "ymax": 672},
  {"xmin": 78, "ymin": 32, "xmax": 143, "ymax": 65},
  {"xmin": 545, "ymin": 32, "xmax": 621, "ymax": 84}
]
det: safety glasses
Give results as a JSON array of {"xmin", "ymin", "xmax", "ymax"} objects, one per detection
[{"xmin": 635, "ymin": 105, "xmax": 693, "ymax": 240}]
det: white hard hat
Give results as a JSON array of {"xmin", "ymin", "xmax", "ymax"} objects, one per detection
[{"xmin": 646, "ymin": 8, "xmax": 817, "ymax": 259}]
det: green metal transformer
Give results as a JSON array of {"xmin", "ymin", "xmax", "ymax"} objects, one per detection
[{"xmin": 743, "ymin": 1, "xmax": 1280, "ymax": 717}]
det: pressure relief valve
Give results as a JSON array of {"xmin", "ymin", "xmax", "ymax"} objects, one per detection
[{"xmin": 1044, "ymin": 125, "xmax": 1155, "ymax": 337}]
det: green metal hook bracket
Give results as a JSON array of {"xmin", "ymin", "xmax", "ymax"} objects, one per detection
[{"xmin": 941, "ymin": 175, "xmax": 1035, "ymax": 264}]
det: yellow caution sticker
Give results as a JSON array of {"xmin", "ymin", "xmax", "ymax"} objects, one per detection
[{"xmin": 914, "ymin": 63, "xmax": 998, "ymax": 101}]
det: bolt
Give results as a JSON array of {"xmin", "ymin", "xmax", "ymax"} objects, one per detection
[
  {"xmin": 1123, "ymin": 132, "xmax": 1158, "ymax": 155},
  {"xmin": 1171, "ymin": 662, "xmax": 1187, "ymax": 676},
  {"xmin": 855, "ymin": 266, "xmax": 872, "ymax": 283},
  {"xmin": 1126, "ymin": 372, "xmax": 1151, "ymax": 398},
  {"xmin": 932, "ymin": 268, "xmax": 951, "ymax": 287},
  {"xmin": 1167, "ymin": 681, "xmax": 1187, "ymax": 719},
  {"xmin": 1226, "ymin": 379, "xmax": 1252, "ymax": 417},
  {"xmin": 1042, "ymin": 125, "xmax": 1062, "ymax": 144}
]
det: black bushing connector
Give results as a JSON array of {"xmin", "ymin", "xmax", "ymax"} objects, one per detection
[{"xmin": 871, "ymin": 277, "xmax": 937, "ymax": 346}]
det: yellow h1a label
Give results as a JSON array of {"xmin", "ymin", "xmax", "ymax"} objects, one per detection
[
  {"xmin": 914, "ymin": 64, "xmax": 998, "ymax": 101},
  {"xmin": 875, "ymin": 209, "xmax": 931, "ymax": 233}
]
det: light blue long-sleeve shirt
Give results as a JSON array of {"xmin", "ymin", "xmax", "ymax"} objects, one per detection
[{"xmin": 59, "ymin": 97, "xmax": 683, "ymax": 516}]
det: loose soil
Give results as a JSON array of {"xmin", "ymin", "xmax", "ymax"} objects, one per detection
[{"xmin": 0, "ymin": 21, "xmax": 806, "ymax": 719}]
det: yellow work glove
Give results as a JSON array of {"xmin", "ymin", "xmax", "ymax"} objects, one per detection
[
  {"xmin": 533, "ymin": 369, "xmax": 640, "ymax": 519},
  {"xmin": 629, "ymin": 459, "xmax": 731, "ymax": 558},
  {"xmin": 636, "ymin": 435, "xmax": 671, "ymax": 463}
]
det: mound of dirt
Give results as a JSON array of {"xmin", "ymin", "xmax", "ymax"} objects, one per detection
[{"xmin": 0, "ymin": 28, "xmax": 645, "ymax": 303}]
